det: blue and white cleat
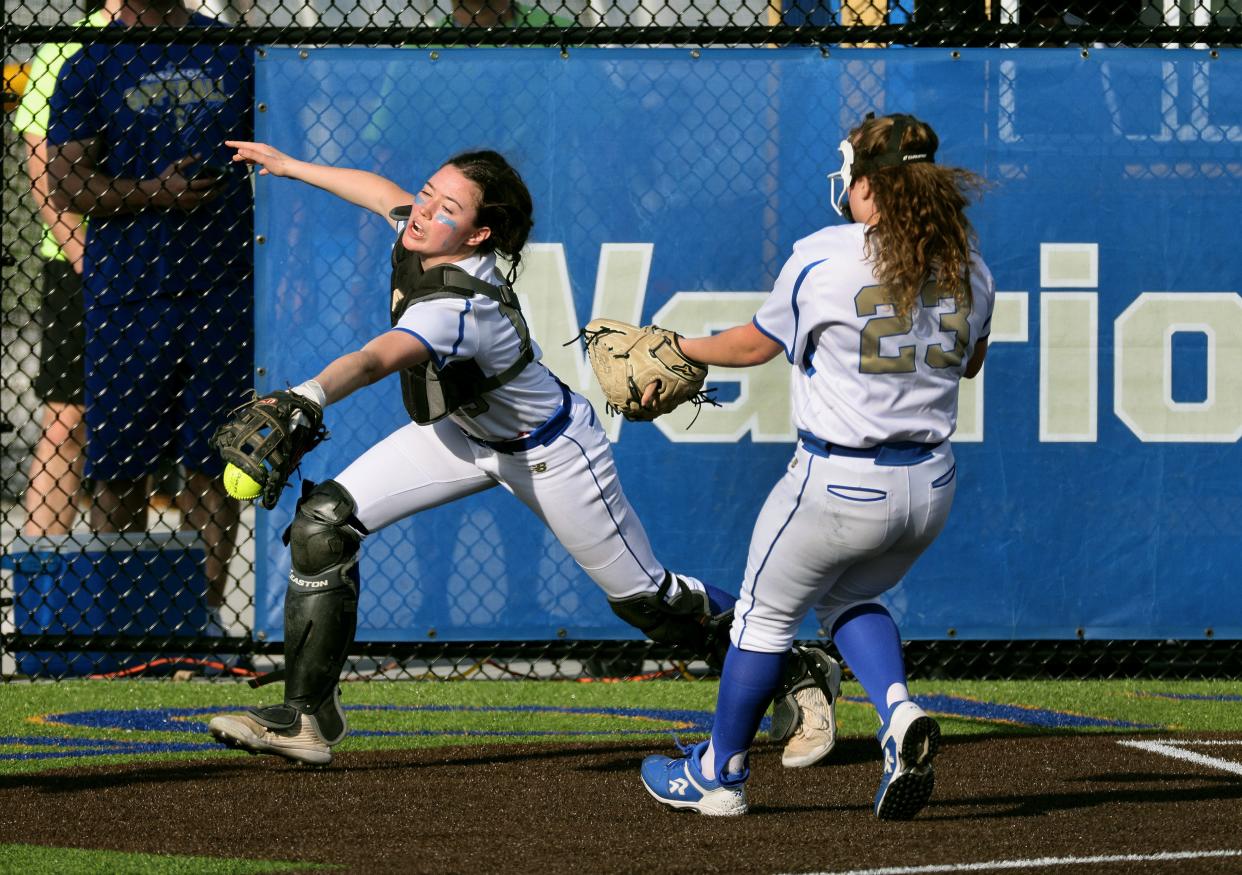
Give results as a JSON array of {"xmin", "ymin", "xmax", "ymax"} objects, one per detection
[
  {"xmin": 640, "ymin": 739, "xmax": 749, "ymax": 816},
  {"xmin": 874, "ymin": 700, "xmax": 941, "ymax": 820}
]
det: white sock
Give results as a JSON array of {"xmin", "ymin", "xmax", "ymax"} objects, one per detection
[
  {"xmin": 697, "ymin": 742, "xmax": 746, "ymax": 782},
  {"xmin": 886, "ymin": 683, "xmax": 911, "ymax": 711},
  {"xmin": 699, "ymin": 741, "xmax": 717, "ymax": 780}
]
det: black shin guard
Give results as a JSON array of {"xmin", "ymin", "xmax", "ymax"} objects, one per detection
[
  {"xmin": 280, "ymin": 480, "xmax": 366, "ymax": 743},
  {"xmin": 609, "ymin": 572, "xmax": 732, "ymax": 666},
  {"xmin": 282, "ymin": 573, "xmax": 357, "ymax": 741}
]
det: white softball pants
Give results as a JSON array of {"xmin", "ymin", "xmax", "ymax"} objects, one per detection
[
  {"xmin": 730, "ymin": 441, "xmax": 958, "ymax": 653},
  {"xmin": 333, "ymin": 392, "xmax": 669, "ymax": 601}
]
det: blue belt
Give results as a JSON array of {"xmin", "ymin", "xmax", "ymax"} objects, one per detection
[
  {"xmin": 471, "ymin": 383, "xmax": 573, "ymax": 454},
  {"xmin": 797, "ymin": 429, "xmax": 942, "ymax": 467}
]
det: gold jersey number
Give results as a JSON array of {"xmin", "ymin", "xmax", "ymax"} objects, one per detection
[{"xmin": 854, "ymin": 280, "xmax": 972, "ymax": 374}]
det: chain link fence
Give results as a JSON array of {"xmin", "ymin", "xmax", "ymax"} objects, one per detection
[{"xmin": 3, "ymin": 1, "xmax": 1240, "ymax": 682}]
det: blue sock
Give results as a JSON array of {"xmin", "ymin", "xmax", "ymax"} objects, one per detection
[
  {"xmin": 707, "ymin": 645, "xmax": 787, "ymax": 778},
  {"xmin": 831, "ymin": 603, "xmax": 909, "ymax": 726},
  {"xmin": 704, "ymin": 584, "xmax": 736, "ymax": 615}
]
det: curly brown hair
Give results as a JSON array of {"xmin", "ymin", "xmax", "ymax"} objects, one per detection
[{"xmin": 851, "ymin": 115, "xmax": 987, "ymax": 316}]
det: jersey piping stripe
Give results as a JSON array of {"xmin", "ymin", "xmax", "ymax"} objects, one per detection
[
  {"xmin": 787, "ymin": 257, "xmax": 829, "ymax": 364},
  {"xmin": 563, "ymin": 432, "xmax": 663, "ymax": 589},
  {"xmin": 448, "ymin": 299, "xmax": 472, "ymax": 359},
  {"xmin": 735, "ymin": 454, "xmax": 816, "ymax": 647},
  {"xmin": 391, "ymin": 327, "xmax": 438, "ymax": 366}
]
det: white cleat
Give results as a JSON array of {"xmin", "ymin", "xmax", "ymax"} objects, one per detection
[
  {"xmin": 209, "ymin": 708, "xmax": 337, "ymax": 767},
  {"xmin": 781, "ymin": 650, "xmax": 843, "ymax": 768},
  {"xmin": 782, "ymin": 686, "xmax": 839, "ymax": 768},
  {"xmin": 874, "ymin": 700, "xmax": 940, "ymax": 820}
]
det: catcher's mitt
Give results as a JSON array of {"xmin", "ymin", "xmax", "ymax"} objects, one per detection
[
  {"xmin": 209, "ymin": 390, "xmax": 328, "ymax": 509},
  {"xmin": 580, "ymin": 319, "xmax": 715, "ymax": 422}
]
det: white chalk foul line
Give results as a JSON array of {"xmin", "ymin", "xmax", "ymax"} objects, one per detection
[
  {"xmin": 1118, "ymin": 739, "xmax": 1242, "ymax": 776},
  {"xmin": 780, "ymin": 848, "xmax": 1242, "ymax": 875}
]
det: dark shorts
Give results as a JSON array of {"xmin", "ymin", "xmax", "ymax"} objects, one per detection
[
  {"xmin": 33, "ymin": 259, "xmax": 86, "ymax": 405},
  {"xmin": 83, "ymin": 295, "xmax": 254, "ymax": 481}
]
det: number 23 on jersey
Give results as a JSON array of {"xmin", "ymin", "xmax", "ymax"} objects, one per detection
[{"xmin": 854, "ymin": 279, "xmax": 972, "ymax": 375}]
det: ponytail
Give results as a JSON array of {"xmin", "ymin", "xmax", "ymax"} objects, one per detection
[{"xmin": 850, "ymin": 116, "xmax": 987, "ymax": 315}]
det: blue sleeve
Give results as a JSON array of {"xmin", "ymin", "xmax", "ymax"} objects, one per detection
[{"xmin": 46, "ymin": 50, "xmax": 99, "ymax": 146}]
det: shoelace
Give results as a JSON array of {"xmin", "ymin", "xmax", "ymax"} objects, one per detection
[
  {"xmin": 671, "ymin": 733, "xmax": 695, "ymax": 757},
  {"xmin": 793, "ymin": 688, "xmax": 831, "ymax": 736}
]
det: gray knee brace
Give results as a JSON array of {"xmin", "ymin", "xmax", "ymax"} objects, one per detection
[
  {"xmin": 608, "ymin": 572, "xmax": 732, "ymax": 666},
  {"xmin": 281, "ymin": 479, "xmax": 366, "ymax": 741}
]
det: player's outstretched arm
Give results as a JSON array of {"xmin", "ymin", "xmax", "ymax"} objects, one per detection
[
  {"xmin": 303, "ymin": 330, "xmax": 432, "ymax": 406},
  {"xmin": 679, "ymin": 322, "xmax": 783, "ymax": 368},
  {"xmin": 226, "ymin": 139, "xmax": 413, "ymax": 224}
]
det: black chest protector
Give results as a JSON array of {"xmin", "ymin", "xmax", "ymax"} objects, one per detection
[{"xmin": 389, "ymin": 206, "xmax": 534, "ymax": 424}]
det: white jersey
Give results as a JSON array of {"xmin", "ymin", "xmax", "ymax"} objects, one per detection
[
  {"xmin": 390, "ymin": 250, "xmax": 564, "ymax": 442},
  {"xmin": 753, "ymin": 223, "xmax": 995, "ymax": 447},
  {"xmin": 341, "ymin": 247, "xmax": 694, "ymax": 606}
]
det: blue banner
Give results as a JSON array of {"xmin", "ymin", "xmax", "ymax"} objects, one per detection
[{"xmin": 254, "ymin": 48, "xmax": 1242, "ymax": 642}]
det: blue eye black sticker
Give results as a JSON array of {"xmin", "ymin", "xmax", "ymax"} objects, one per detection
[{"xmin": 414, "ymin": 193, "xmax": 456, "ymax": 228}]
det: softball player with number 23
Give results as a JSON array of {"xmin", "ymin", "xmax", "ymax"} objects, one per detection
[{"xmin": 638, "ymin": 113, "xmax": 996, "ymax": 819}]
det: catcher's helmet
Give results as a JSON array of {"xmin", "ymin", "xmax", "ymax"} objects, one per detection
[{"xmin": 828, "ymin": 112, "xmax": 937, "ymax": 218}]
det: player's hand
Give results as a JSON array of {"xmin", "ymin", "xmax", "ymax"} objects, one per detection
[
  {"xmin": 226, "ymin": 140, "xmax": 296, "ymax": 177},
  {"xmin": 148, "ymin": 155, "xmax": 221, "ymax": 210},
  {"xmin": 640, "ymin": 380, "xmax": 661, "ymax": 412}
]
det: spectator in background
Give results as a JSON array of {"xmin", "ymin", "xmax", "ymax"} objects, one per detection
[
  {"xmin": 446, "ymin": 0, "xmax": 574, "ymax": 28},
  {"xmin": 44, "ymin": 0, "xmax": 254, "ymax": 632},
  {"xmin": 11, "ymin": 0, "xmax": 121, "ymax": 537},
  {"xmin": 357, "ymin": 0, "xmax": 574, "ymax": 171},
  {"xmin": 1024, "ymin": 1, "xmax": 1138, "ymax": 47}
]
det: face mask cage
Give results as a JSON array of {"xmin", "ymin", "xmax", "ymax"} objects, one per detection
[{"xmin": 826, "ymin": 138, "xmax": 855, "ymax": 218}]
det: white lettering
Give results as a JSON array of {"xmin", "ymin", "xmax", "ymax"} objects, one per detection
[
  {"xmin": 509, "ymin": 242, "xmax": 1241, "ymax": 447},
  {"xmin": 1115, "ymin": 292, "xmax": 1242, "ymax": 442},
  {"xmin": 1040, "ymin": 292, "xmax": 1098, "ymax": 442},
  {"xmin": 650, "ymin": 292, "xmax": 791, "ymax": 442},
  {"xmin": 957, "ymin": 291, "xmax": 1028, "ymax": 443},
  {"xmin": 511, "ymin": 243, "xmax": 654, "ymax": 442}
]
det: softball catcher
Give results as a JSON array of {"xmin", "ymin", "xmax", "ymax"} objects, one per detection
[{"xmin": 206, "ymin": 143, "xmax": 836, "ymax": 766}]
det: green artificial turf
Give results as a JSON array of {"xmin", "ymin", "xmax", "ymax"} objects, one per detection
[
  {"xmin": 1, "ymin": 677, "xmax": 1239, "ymax": 776},
  {"xmin": 0, "ymin": 843, "xmax": 331, "ymax": 874},
  {"xmin": 2, "ymin": 677, "xmax": 1240, "ymax": 872}
]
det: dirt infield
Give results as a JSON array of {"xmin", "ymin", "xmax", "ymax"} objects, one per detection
[{"xmin": 3, "ymin": 731, "xmax": 1241, "ymax": 874}]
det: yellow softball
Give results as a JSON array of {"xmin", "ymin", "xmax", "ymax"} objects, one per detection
[{"xmin": 222, "ymin": 462, "xmax": 263, "ymax": 501}]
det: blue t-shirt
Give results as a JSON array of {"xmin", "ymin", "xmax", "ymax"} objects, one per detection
[{"xmin": 47, "ymin": 15, "xmax": 254, "ymax": 307}]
